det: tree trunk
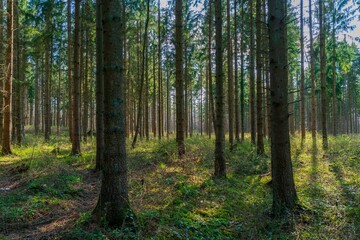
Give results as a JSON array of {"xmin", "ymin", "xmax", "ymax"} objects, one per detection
[
  {"xmin": 332, "ymin": 2, "xmax": 337, "ymax": 136},
  {"xmin": 234, "ymin": 0, "xmax": 239, "ymax": 142},
  {"xmin": 71, "ymin": 0, "xmax": 81, "ymax": 155},
  {"xmin": 0, "ymin": 0, "xmax": 4, "ymax": 144},
  {"xmin": 44, "ymin": 8, "xmax": 51, "ymax": 141},
  {"xmin": 95, "ymin": 0, "xmax": 104, "ymax": 170},
  {"xmin": 256, "ymin": 0, "xmax": 264, "ymax": 154},
  {"xmin": 93, "ymin": 0, "xmax": 129, "ymax": 226},
  {"xmin": 175, "ymin": 0, "xmax": 185, "ymax": 157},
  {"xmin": 208, "ymin": 0, "xmax": 216, "ymax": 135},
  {"xmin": 67, "ymin": 0, "xmax": 72, "ymax": 142},
  {"xmin": 249, "ymin": 0, "xmax": 255, "ymax": 144},
  {"xmin": 2, "ymin": 0, "xmax": 13, "ymax": 155},
  {"xmin": 269, "ymin": 0, "xmax": 297, "ymax": 215},
  {"xmin": 227, "ymin": 0, "xmax": 234, "ymax": 148},
  {"xmin": 240, "ymin": 0, "xmax": 245, "ymax": 141},
  {"xmin": 309, "ymin": 0, "xmax": 316, "ymax": 140},
  {"xmin": 131, "ymin": 0, "xmax": 150, "ymax": 148},
  {"xmin": 214, "ymin": 0, "xmax": 226, "ymax": 178},
  {"xmin": 300, "ymin": 0, "xmax": 305, "ymax": 140},
  {"xmin": 319, "ymin": 0, "xmax": 328, "ymax": 149},
  {"xmin": 158, "ymin": 0, "xmax": 162, "ymax": 140}
]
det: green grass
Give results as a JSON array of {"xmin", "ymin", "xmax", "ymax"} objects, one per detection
[{"xmin": 0, "ymin": 131, "xmax": 359, "ymax": 239}]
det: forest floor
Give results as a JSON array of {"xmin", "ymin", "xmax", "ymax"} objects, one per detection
[{"xmin": 0, "ymin": 130, "xmax": 359, "ymax": 239}]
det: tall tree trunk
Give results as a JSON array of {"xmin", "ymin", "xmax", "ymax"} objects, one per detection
[
  {"xmin": 269, "ymin": 0, "xmax": 297, "ymax": 215},
  {"xmin": 0, "ymin": 0, "xmax": 4, "ymax": 144},
  {"xmin": 67, "ymin": 0, "xmax": 72, "ymax": 142},
  {"xmin": 249, "ymin": 0, "xmax": 255, "ymax": 144},
  {"xmin": 332, "ymin": 2, "xmax": 337, "ymax": 136},
  {"xmin": 175, "ymin": 0, "xmax": 185, "ymax": 157},
  {"xmin": 131, "ymin": 0, "xmax": 150, "ymax": 148},
  {"xmin": 145, "ymin": 39, "xmax": 149, "ymax": 140},
  {"xmin": 214, "ymin": 0, "xmax": 226, "ymax": 178},
  {"xmin": 240, "ymin": 0, "xmax": 245, "ymax": 141},
  {"xmin": 166, "ymin": 67, "xmax": 170, "ymax": 138},
  {"xmin": 95, "ymin": 0, "xmax": 104, "ymax": 170},
  {"xmin": 71, "ymin": 0, "xmax": 81, "ymax": 155},
  {"xmin": 227, "ymin": 0, "xmax": 234, "ymax": 148},
  {"xmin": 2, "ymin": 0, "xmax": 13, "ymax": 155},
  {"xmin": 319, "ymin": 0, "xmax": 328, "ymax": 149},
  {"xmin": 82, "ymin": 19, "xmax": 90, "ymax": 142},
  {"xmin": 44, "ymin": 9, "xmax": 51, "ymax": 141},
  {"xmin": 256, "ymin": 0, "xmax": 264, "ymax": 154},
  {"xmin": 208, "ymin": 0, "xmax": 216, "ymax": 135},
  {"xmin": 34, "ymin": 60, "xmax": 40, "ymax": 135},
  {"xmin": 309, "ymin": 0, "xmax": 316, "ymax": 140},
  {"xmin": 234, "ymin": 0, "xmax": 239, "ymax": 142},
  {"xmin": 93, "ymin": 0, "xmax": 129, "ymax": 226},
  {"xmin": 152, "ymin": 51, "xmax": 156, "ymax": 137},
  {"xmin": 300, "ymin": 0, "xmax": 305, "ymax": 140},
  {"xmin": 158, "ymin": 0, "xmax": 162, "ymax": 140}
]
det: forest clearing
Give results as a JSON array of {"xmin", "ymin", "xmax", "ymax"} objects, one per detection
[{"xmin": 0, "ymin": 133, "xmax": 359, "ymax": 239}]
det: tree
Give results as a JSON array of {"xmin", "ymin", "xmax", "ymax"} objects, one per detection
[
  {"xmin": 131, "ymin": 0, "xmax": 150, "ymax": 149},
  {"xmin": 2, "ymin": 0, "xmax": 14, "ymax": 155},
  {"xmin": 319, "ymin": 0, "xmax": 328, "ymax": 149},
  {"xmin": 268, "ymin": 0, "xmax": 297, "ymax": 215},
  {"xmin": 67, "ymin": 0, "xmax": 72, "ymax": 142},
  {"xmin": 227, "ymin": 0, "xmax": 234, "ymax": 148},
  {"xmin": 93, "ymin": 0, "xmax": 130, "ymax": 226},
  {"xmin": 175, "ymin": 0, "xmax": 185, "ymax": 157},
  {"xmin": 249, "ymin": 0, "xmax": 255, "ymax": 144},
  {"xmin": 256, "ymin": 0, "xmax": 264, "ymax": 154},
  {"xmin": 214, "ymin": 0, "xmax": 226, "ymax": 178},
  {"xmin": 95, "ymin": 0, "xmax": 104, "ymax": 171},
  {"xmin": 300, "ymin": 0, "xmax": 305, "ymax": 140},
  {"xmin": 309, "ymin": 0, "xmax": 316, "ymax": 140},
  {"xmin": 71, "ymin": 0, "xmax": 81, "ymax": 155}
]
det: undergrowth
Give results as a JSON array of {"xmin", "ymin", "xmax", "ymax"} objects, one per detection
[{"xmin": 0, "ymin": 131, "xmax": 359, "ymax": 239}]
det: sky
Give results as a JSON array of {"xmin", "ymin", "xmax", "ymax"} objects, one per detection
[{"xmin": 160, "ymin": 0, "xmax": 360, "ymax": 48}]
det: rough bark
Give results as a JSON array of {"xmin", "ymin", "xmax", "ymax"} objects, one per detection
[
  {"xmin": 319, "ymin": 0, "xmax": 328, "ymax": 149},
  {"xmin": 214, "ymin": 0, "xmax": 226, "ymax": 178},
  {"xmin": 175, "ymin": 0, "xmax": 185, "ymax": 157},
  {"xmin": 256, "ymin": 0, "xmax": 263, "ymax": 154},
  {"xmin": 300, "ymin": 0, "xmax": 305, "ymax": 140},
  {"xmin": 131, "ymin": 0, "xmax": 150, "ymax": 148},
  {"xmin": 309, "ymin": 0, "xmax": 316, "ymax": 140},
  {"xmin": 227, "ymin": 0, "xmax": 234, "ymax": 148},
  {"xmin": 93, "ymin": 0, "xmax": 130, "ymax": 226},
  {"xmin": 269, "ymin": 0, "xmax": 297, "ymax": 215},
  {"xmin": 71, "ymin": 0, "xmax": 81, "ymax": 155},
  {"xmin": 95, "ymin": 0, "xmax": 104, "ymax": 170},
  {"xmin": 249, "ymin": 0, "xmax": 255, "ymax": 144},
  {"xmin": 2, "ymin": 0, "xmax": 13, "ymax": 155}
]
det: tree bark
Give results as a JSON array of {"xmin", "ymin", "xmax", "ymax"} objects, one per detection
[
  {"xmin": 300, "ymin": 0, "xmax": 305, "ymax": 140},
  {"xmin": 256, "ymin": 0, "xmax": 264, "ymax": 154},
  {"xmin": 214, "ymin": 0, "xmax": 226, "ymax": 178},
  {"xmin": 175, "ymin": 0, "xmax": 185, "ymax": 157},
  {"xmin": 319, "ymin": 0, "xmax": 328, "ymax": 149},
  {"xmin": 2, "ymin": 0, "xmax": 13, "ymax": 155},
  {"xmin": 227, "ymin": 0, "xmax": 234, "ymax": 148},
  {"xmin": 95, "ymin": 0, "xmax": 104, "ymax": 170},
  {"xmin": 71, "ymin": 0, "xmax": 81, "ymax": 155},
  {"xmin": 249, "ymin": 0, "xmax": 255, "ymax": 144},
  {"xmin": 309, "ymin": 0, "xmax": 316, "ymax": 140},
  {"xmin": 269, "ymin": 0, "xmax": 297, "ymax": 215},
  {"xmin": 93, "ymin": 0, "xmax": 129, "ymax": 226},
  {"xmin": 131, "ymin": 0, "xmax": 150, "ymax": 148}
]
